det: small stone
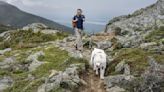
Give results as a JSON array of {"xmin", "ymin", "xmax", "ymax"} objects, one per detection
[{"xmin": 115, "ymin": 60, "xmax": 125, "ymax": 73}]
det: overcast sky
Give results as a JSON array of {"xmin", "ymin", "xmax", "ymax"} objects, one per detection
[{"xmin": 1, "ymin": 0, "xmax": 157, "ymax": 25}]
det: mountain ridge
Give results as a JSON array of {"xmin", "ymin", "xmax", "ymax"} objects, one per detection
[
  {"xmin": 0, "ymin": 1, "xmax": 73, "ymax": 33},
  {"xmin": 105, "ymin": 0, "xmax": 164, "ymax": 33}
]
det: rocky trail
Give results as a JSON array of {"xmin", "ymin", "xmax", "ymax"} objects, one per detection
[
  {"xmin": 54, "ymin": 37, "xmax": 107, "ymax": 92},
  {"xmin": 78, "ymin": 69, "xmax": 106, "ymax": 92}
]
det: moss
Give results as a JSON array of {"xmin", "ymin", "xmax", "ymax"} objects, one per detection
[
  {"xmin": 106, "ymin": 48, "xmax": 164, "ymax": 76},
  {"xmin": 0, "ymin": 55, "xmax": 5, "ymax": 62}
]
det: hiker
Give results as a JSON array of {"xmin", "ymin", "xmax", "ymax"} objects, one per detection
[
  {"xmin": 90, "ymin": 48, "xmax": 107, "ymax": 79},
  {"xmin": 72, "ymin": 9, "xmax": 85, "ymax": 51}
]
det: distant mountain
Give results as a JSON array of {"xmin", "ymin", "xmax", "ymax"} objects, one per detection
[{"xmin": 0, "ymin": 1, "xmax": 73, "ymax": 33}]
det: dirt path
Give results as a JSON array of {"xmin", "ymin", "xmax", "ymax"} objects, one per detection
[{"xmin": 78, "ymin": 69, "xmax": 106, "ymax": 92}]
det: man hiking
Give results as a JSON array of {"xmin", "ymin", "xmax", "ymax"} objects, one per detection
[{"xmin": 72, "ymin": 9, "xmax": 85, "ymax": 51}]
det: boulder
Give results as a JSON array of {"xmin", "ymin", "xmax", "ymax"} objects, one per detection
[
  {"xmin": 23, "ymin": 23, "xmax": 48, "ymax": 31},
  {"xmin": 96, "ymin": 41, "xmax": 112, "ymax": 50}
]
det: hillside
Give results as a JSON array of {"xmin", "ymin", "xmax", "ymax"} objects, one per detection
[
  {"xmin": 0, "ymin": 1, "xmax": 73, "ymax": 33},
  {"xmin": 0, "ymin": 0, "xmax": 163, "ymax": 92},
  {"xmin": 105, "ymin": 0, "xmax": 164, "ymax": 33}
]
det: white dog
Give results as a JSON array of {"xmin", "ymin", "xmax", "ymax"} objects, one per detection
[{"xmin": 90, "ymin": 48, "xmax": 107, "ymax": 79}]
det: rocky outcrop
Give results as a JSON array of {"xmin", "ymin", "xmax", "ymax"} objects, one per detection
[
  {"xmin": 55, "ymin": 36, "xmax": 84, "ymax": 58},
  {"xmin": 104, "ymin": 56, "xmax": 164, "ymax": 92},
  {"xmin": 26, "ymin": 51, "xmax": 45, "ymax": 71},
  {"xmin": 23, "ymin": 23, "xmax": 48, "ymax": 31},
  {"xmin": 105, "ymin": 0, "xmax": 164, "ymax": 48},
  {"xmin": 22, "ymin": 23, "xmax": 59, "ymax": 34},
  {"xmin": 106, "ymin": 0, "xmax": 164, "ymax": 33},
  {"xmin": 136, "ymin": 57, "xmax": 164, "ymax": 92},
  {"xmin": 104, "ymin": 75, "xmax": 134, "ymax": 92},
  {"xmin": 38, "ymin": 64, "xmax": 86, "ymax": 92}
]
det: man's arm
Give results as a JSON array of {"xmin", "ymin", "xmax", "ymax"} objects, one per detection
[
  {"xmin": 72, "ymin": 16, "xmax": 78, "ymax": 22},
  {"xmin": 82, "ymin": 15, "xmax": 85, "ymax": 21}
]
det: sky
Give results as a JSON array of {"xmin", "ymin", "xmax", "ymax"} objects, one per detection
[{"xmin": 1, "ymin": 0, "xmax": 157, "ymax": 25}]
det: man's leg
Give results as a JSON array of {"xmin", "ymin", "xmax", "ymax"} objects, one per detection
[
  {"xmin": 75, "ymin": 28, "xmax": 80, "ymax": 50},
  {"xmin": 74, "ymin": 28, "xmax": 78, "ymax": 50},
  {"xmin": 78, "ymin": 29, "xmax": 83, "ymax": 51},
  {"xmin": 76, "ymin": 29, "xmax": 83, "ymax": 51}
]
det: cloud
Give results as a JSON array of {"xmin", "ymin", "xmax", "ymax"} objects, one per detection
[{"xmin": 5, "ymin": 0, "xmax": 19, "ymax": 3}]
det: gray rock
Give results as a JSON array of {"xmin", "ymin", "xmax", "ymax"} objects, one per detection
[
  {"xmin": 0, "ymin": 57, "xmax": 16, "ymax": 69},
  {"xmin": 97, "ymin": 41, "xmax": 112, "ymax": 50},
  {"xmin": 104, "ymin": 75, "xmax": 134, "ymax": 88},
  {"xmin": 124, "ymin": 64, "xmax": 130, "ymax": 75},
  {"xmin": 64, "ymin": 36, "xmax": 76, "ymax": 42},
  {"xmin": 23, "ymin": 23, "xmax": 48, "ymax": 32},
  {"xmin": 38, "ymin": 64, "xmax": 83, "ymax": 92},
  {"xmin": 26, "ymin": 51, "xmax": 45, "ymax": 71},
  {"xmin": 140, "ymin": 42, "xmax": 157, "ymax": 49},
  {"xmin": 106, "ymin": 86, "xmax": 125, "ymax": 92},
  {"xmin": 0, "ymin": 48, "xmax": 12, "ymax": 55},
  {"xmin": 37, "ymin": 29, "xmax": 59, "ymax": 34},
  {"xmin": 128, "ymin": 57, "xmax": 164, "ymax": 92},
  {"xmin": 115, "ymin": 60, "xmax": 125, "ymax": 73},
  {"xmin": 115, "ymin": 60, "xmax": 131, "ymax": 75},
  {"xmin": 0, "ymin": 77, "xmax": 13, "ymax": 91}
]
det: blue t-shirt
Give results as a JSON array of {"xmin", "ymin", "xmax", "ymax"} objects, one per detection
[{"xmin": 73, "ymin": 15, "xmax": 85, "ymax": 30}]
